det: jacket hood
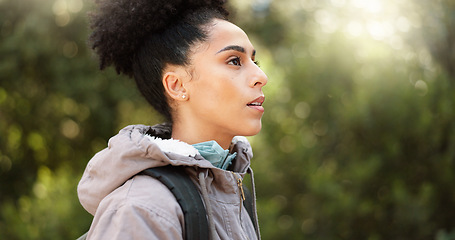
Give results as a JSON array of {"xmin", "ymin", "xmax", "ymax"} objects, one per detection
[{"xmin": 77, "ymin": 124, "xmax": 254, "ymax": 215}]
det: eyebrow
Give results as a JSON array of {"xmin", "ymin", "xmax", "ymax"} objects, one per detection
[{"xmin": 216, "ymin": 45, "xmax": 256, "ymax": 57}]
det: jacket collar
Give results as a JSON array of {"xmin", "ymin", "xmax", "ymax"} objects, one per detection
[{"xmin": 140, "ymin": 123, "xmax": 254, "ymax": 172}]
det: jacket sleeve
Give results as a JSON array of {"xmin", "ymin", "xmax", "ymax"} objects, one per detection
[{"xmin": 86, "ymin": 176, "xmax": 185, "ymax": 240}]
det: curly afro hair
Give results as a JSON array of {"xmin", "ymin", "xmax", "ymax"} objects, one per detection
[{"xmin": 88, "ymin": 0, "xmax": 229, "ymax": 121}]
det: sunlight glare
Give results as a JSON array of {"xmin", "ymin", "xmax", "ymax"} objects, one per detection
[
  {"xmin": 367, "ymin": 21, "xmax": 395, "ymax": 40},
  {"xmin": 330, "ymin": 0, "xmax": 346, "ymax": 7},
  {"xmin": 396, "ymin": 17, "xmax": 411, "ymax": 32},
  {"xmin": 351, "ymin": 0, "xmax": 382, "ymax": 13},
  {"xmin": 346, "ymin": 21, "xmax": 363, "ymax": 37},
  {"xmin": 326, "ymin": 0, "xmax": 417, "ymax": 53},
  {"xmin": 315, "ymin": 9, "xmax": 338, "ymax": 33}
]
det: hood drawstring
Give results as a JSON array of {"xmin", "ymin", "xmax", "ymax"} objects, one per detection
[
  {"xmin": 198, "ymin": 171, "xmax": 216, "ymax": 240},
  {"xmin": 248, "ymin": 167, "xmax": 261, "ymax": 240}
]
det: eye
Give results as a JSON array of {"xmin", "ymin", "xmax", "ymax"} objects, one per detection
[{"xmin": 228, "ymin": 57, "xmax": 242, "ymax": 66}]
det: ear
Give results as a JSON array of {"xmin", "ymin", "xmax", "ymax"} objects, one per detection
[{"xmin": 162, "ymin": 67, "xmax": 188, "ymax": 101}]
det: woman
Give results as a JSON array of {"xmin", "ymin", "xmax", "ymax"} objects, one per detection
[{"xmin": 78, "ymin": 0, "xmax": 268, "ymax": 239}]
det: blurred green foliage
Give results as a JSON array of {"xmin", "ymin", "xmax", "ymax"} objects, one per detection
[{"xmin": 1, "ymin": 0, "xmax": 454, "ymax": 239}]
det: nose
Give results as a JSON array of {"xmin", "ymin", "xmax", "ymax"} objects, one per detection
[{"xmin": 249, "ymin": 65, "xmax": 268, "ymax": 88}]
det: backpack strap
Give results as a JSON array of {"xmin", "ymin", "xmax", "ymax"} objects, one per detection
[{"xmin": 140, "ymin": 166, "xmax": 209, "ymax": 240}]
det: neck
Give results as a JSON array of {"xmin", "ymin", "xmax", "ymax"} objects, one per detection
[{"xmin": 172, "ymin": 122, "xmax": 233, "ymax": 149}]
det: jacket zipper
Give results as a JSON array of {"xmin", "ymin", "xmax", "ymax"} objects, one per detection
[
  {"xmin": 233, "ymin": 173, "xmax": 245, "ymax": 215},
  {"xmin": 237, "ymin": 174, "xmax": 246, "ymax": 201}
]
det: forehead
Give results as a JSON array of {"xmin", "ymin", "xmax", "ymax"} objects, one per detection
[{"xmin": 199, "ymin": 19, "xmax": 254, "ymax": 53}]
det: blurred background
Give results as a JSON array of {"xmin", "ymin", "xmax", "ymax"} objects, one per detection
[{"xmin": 1, "ymin": 0, "xmax": 454, "ymax": 239}]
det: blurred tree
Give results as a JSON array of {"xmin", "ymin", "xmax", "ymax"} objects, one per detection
[{"xmin": 0, "ymin": 0, "xmax": 159, "ymax": 238}]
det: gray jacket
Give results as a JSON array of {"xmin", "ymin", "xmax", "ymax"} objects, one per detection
[{"xmin": 78, "ymin": 124, "xmax": 260, "ymax": 239}]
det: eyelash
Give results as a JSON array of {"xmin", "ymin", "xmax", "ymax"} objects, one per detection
[
  {"xmin": 228, "ymin": 57, "xmax": 242, "ymax": 66},
  {"xmin": 228, "ymin": 57, "xmax": 260, "ymax": 67}
]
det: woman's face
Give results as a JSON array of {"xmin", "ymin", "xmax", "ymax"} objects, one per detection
[{"xmin": 178, "ymin": 19, "xmax": 268, "ymax": 147}]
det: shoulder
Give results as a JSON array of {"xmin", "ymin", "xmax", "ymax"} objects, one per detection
[{"xmin": 92, "ymin": 175, "xmax": 184, "ymax": 232}]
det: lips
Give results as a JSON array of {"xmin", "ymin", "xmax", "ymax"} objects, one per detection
[{"xmin": 247, "ymin": 96, "xmax": 265, "ymax": 112}]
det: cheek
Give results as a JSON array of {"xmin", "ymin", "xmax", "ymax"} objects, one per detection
[
  {"xmin": 217, "ymin": 80, "xmax": 241, "ymax": 104},
  {"xmin": 190, "ymin": 63, "xmax": 242, "ymax": 104},
  {"xmin": 200, "ymin": 75, "xmax": 237, "ymax": 98}
]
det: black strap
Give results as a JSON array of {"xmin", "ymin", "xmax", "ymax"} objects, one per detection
[{"xmin": 141, "ymin": 166, "xmax": 209, "ymax": 240}]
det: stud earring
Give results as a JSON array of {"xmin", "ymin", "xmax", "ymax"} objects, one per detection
[{"xmin": 182, "ymin": 95, "xmax": 186, "ymax": 99}]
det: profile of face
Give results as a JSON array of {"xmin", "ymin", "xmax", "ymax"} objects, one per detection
[{"xmin": 164, "ymin": 19, "xmax": 268, "ymax": 148}]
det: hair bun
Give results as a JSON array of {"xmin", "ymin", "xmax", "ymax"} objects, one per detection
[{"xmin": 89, "ymin": 0, "xmax": 228, "ymax": 76}]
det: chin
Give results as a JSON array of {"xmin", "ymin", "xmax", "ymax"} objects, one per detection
[{"xmin": 239, "ymin": 122, "xmax": 262, "ymax": 137}]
